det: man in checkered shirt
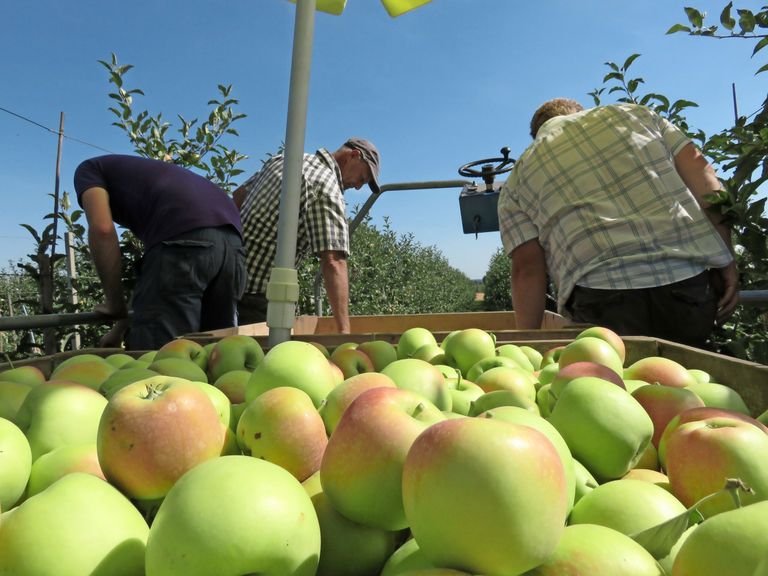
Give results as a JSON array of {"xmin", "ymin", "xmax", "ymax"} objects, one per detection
[
  {"xmin": 233, "ymin": 138, "xmax": 380, "ymax": 333},
  {"xmin": 498, "ymin": 98, "xmax": 738, "ymax": 348}
]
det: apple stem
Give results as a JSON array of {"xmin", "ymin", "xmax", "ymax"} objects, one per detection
[
  {"xmin": 142, "ymin": 383, "xmax": 169, "ymax": 401},
  {"xmin": 412, "ymin": 403, "xmax": 425, "ymax": 418}
]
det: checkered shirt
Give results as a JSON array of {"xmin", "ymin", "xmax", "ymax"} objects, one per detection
[
  {"xmin": 498, "ymin": 103, "xmax": 733, "ymax": 314},
  {"xmin": 239, "ymin": 148, "xmax": 349, "ymax": 295}
]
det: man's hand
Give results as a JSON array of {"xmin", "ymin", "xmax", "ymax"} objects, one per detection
[
  {"xmin": 94, "ymin": 301, "xmax": 128, "ymax": 318},
  {"xmin": 714, "ymin": 261, "xmax": 739, "ymax": 325},
  {"xmin": 99, "ymin": 319, "xmax": 129, "ymax": 348}
]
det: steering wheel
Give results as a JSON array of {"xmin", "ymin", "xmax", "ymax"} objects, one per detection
[{"xmin": 458, "ymin": 147, "xmax": 515, "ymax": 187}]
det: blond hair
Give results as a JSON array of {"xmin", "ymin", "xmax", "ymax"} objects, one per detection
[{"xmin": 530, "ymin": 98, "xmax": 585, "ymax": 138}]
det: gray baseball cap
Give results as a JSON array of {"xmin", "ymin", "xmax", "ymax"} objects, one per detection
[{"xmin": 345, "ymin": 137, "xmax": 381, "ymax": 194}]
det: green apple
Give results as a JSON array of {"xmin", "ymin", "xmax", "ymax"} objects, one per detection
[
  {"xmin": 0, "ymin": 380, "xmax": 33, "ymax": 421},
  {"xmin": 548, "ymin": 376, "xmax": 653, "ymax": 482},
  {"xmin": 320, "ymin": 387, "xmax": 445, "ymax": 530},
  {"xmin": 536, "ymin": 362, "xmax": 560, "ymax": 387},
  {"xmin": 569, "ymin": 478, "xmax": 686, "ymax": 536},
  {"xmin": 330, "ymin": 347, "xmax": 375, "ymax": 379},
  {"xmin": 447, "ymin": 378, "xmax": 485, "ymax": 416},
  {"xmin": 684, "ymin": 381, "xmax": 751, "ymax": 415},
  {"xmin": 104, "ymin": 353, "xmax": 136, "ymax": 369},
  {"xmin": 0, "ymin": 473, "xmax": 149, "ymax": 575},
  {"xmin": 154, "ymin": 337, "xmax": 209, "ymax": 370},
  {"xmin": 573, "ymin": 458, "xmax": 599, "ymax": 504},
  {"xmin": 396, "ymin": 327, "xmax": 438, "ymax": 360},
  {"xmin": 623, "ymin": 468, "xmax": 670, "ymax": 487},
  {"xmin": 0, "ymin": 417, "xmax": 32, "ymax": 510},
  {"xmin": 441, "ymin": 328, "xmax": 496, "ymax": 376},
  {"xmin": 356, "ymin": 340, "xmax": 398, "ymax": 371},
  {"xmin": 557, "ymin": 336, "xmax": 624, "ymax": 378},
  {"xmin": 402, "ymin": 417, "xmax": 567, "ymax": 576},
  {"xmin": 308, "ymin": 341, "xmax": 331, "ymax": 358},
  {"xmin": 206, "ymin": 335, "xmax": 264, "ymax": 382},
  {"xmin": 138, "ymin": 350, "xmax": 157, "ymax": 363},
  {"xmin": 247, "ymin": 340, "xmax": 337, "ymax": 408},
  {"xmin": 99, "ymin": 366, "xmax": 158, "ymax": 398},
  {"xmin": 410, "ymin": 343, "xmax": 447, "ymax": 364},
  {"xmin": 381, "ymin": 358, "xmax": 452, "ymax": 411},
  {"xmin": 465, "ymin": 355, "xmax": 521, "ymax": 382},
  {"xmin": 536, "ymin": 383, "xmax": 555, "ymax": 417},
  {"xmin": 479, "ymin": 405, "xmax": 576, "ymax": 512},
  {"xmin": 474, "ymin": 365, "xmax": 538, "ymax": 394},
  {"xmin": 518, "ymin": 345, "xmax": 543, "ymax": 371},
  {"xmin": 469, "ymin": 389, "xmax": 539, "ymax": 416},
  {"xmin": 631, "ymin": 383, "xmax": 705, "ymax": 448},
  {"xmin": 495, "ymin": 344, "xmax": 535, "ymax": 371},
  {"xmin": 623, "ymin": 356, "xmax": 697, "ymax": 388},
  {"xmin": 97, "ymin": 375, "xmax": 226, "ymax": 500},
  {"xmin": 237, "ymin": 386, "xmax": 328, "ymax": 482},
  {"xmin": 672, "ymin": 500, "xmax": 768, "ymax": 576},
  {"xmin": 687, "ymin": 368, "xmax": 710, "ymax": 384},
  {"xmin": 380, "ymin": 538, "xmax": 438, "ymax": 576},
  {"xmin": 145, "ymin": 455, "xmax": 320, "ymax": 575},
  {"xmin": 550, "ymin": 361, "xmax": 626, "ymax": 403},
  {"xmin": 149, "ymin": 357, "xmax": 209, "ymax": 382},
  {"xmin": 0, "ymin": 365, "xmax": 46, "ymax": 387},
  {"xmin": 213, "ymin": 369, "xmax": 251, "ymax": 404},
  {"xmin": 318, "ymin": 372, "xmax": 396, "ymax": 435},
  {"xmin": 664, "ymin": 415, "xmax": 768, "ymax": 517},
  {"xmin": 26, "ymin": 442, "xmax": 105, "ymax": 497},
  {"xmin": 303, "ymin": 471, "xmax": 399, "ymax": 576},
  {"xmin": 16, "ymin": 381, "xmax": 108, "ymax": 461},
  {"xmin": 575, "ymin": 325, "xmax": 626, "ymax": 363},
  {"xmin": 540, "ymin": 345, "xmax": 565, "ymax": 367},
  {"xmin": 51, "ymin": 353, "xmax": 107, "ymax": 372},
  {"xmin": 526, "ymin": 523, "xmax": 664, "ymax": 575},
  {"xmin": 49, "ymin": 358, "xmax": 117, "ymax": 390}
]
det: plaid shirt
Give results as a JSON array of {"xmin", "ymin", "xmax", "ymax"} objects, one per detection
[
  {"xmin": 239, "ymin": 148, "xmax": 349, "ymax": 295},
  {"xmin": 498, "ymin": 103, "xmax": 732, "ymax": 314}
]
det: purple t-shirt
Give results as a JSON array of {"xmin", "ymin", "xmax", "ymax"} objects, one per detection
[{"xmin": 74, "ymin": 155, "xmax": 242, "ymax": 249}]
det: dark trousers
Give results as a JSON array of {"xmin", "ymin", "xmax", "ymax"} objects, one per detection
[
  {"xmin": 237, "ymin": 292, "xmax": 269, "ymax": 326},
  {"xmin": 566, "ymin": 271, "xmax": 718, "ymax": 349},
  {"xmin": 127, "ymin": 226, "xmax": 246, "ymax": 351}
]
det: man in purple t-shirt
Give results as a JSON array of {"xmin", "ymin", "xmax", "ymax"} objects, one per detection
[{"xmin": 74, "ymin": 154, "xmax": 245, "ymax": 350}]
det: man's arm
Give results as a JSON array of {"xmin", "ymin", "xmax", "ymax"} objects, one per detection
[
  {"xmin": 318, "ymin": 250, "xmax": 350, "ymax": 334},
  {"xmin": 674, "ymin": 143, "xmax": 739, "ymax": 323},
  {"xmin": 510, "ymin": 239, "xmax": 548, "ymax": 330},
  {"xmin": 233, "ymin": 185, "xmax": 247, "ymax": 210}
]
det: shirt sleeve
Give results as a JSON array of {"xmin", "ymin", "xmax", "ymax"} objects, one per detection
[
  {"xmin": 498, "ymin": 170, "xmax": 539, "ymax": 256},
  {"xmin": 73, "ymin": 158, "xmax": 107, "ymax": 205},
  {"xmin": 651, "ymin": 108, "xmax": 691, "ymax": 157}
]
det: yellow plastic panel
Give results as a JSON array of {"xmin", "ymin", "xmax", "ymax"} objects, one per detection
[{"xmin": 381, "ymin": 0, "xmax": 431, "ymax": 17}]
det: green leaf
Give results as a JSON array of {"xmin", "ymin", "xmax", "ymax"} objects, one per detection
[
  {"xmin": 684, "ymin": 7, "xmax": 704, "ymax": 28},
  {"xmin": 738, "ymin": 9, "xmax": 756, "ymax": 33},
  {"xmin": 756, "ymin": 62, "xmax": 768, "ymax": 74},
  {"xmin": 666, "ymin": 23, "xmax": 692, "ymax": 34},
  {"xmin": 720, "ymin": 2, "xmax": 736, "ymax": 29},
  {"xmin": 603, "ymin": 71, "xmax": 623, "ymax": 83},
  {"xmin": 630, "ymin": 510, "xmax": 698, "ymax": 559},
  {"xmin": 753, "ymin": 36, "xmax": 768, "ymax": 56},
  {"xmin": 622, "ymin": 53, "xmax": 642, "ymax": 72}
]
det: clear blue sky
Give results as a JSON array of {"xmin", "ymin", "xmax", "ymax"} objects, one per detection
[{"xmin": 1, "ymin": 0, "xmax": 765, "ymax": 280}]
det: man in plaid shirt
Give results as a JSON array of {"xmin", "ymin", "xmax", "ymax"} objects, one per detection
[
  {"xmin": 233, "ymin": 138, "xmax": 380, "ymax": 333},
  {"xmin": 498, "ymin": 98, "xmax": 738, "ymax": 348}
]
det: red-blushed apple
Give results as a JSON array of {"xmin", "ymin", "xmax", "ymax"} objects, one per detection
[
  {"xmin": 330, "ymin": 347, "xmax": 375, "ymax": 379},
  {"xmin": 51, "ymin": 353, "xmax": 107, "ymax": 372},
  {"xmin": 631, "ymin": 383, "xmax": 706, "ymax": 448},
  {"xmin": 573, "ymin": 458, "xmax": 598, "ymax": 504},
  {"xmin": 356, "ymin": 340, "xmax": 398, "ymax": 371},
  {"xmin": 557, "ymin": 336, "xmax": 624, "ymax": 377},
  {"xmin": 0, "ymin": 380, "xmax": 33, "ymax": 421},
  {"xmin": 465, "ymin": 355, "xmax": 522, "ymax": 382},
  {"xmin": 540, "ymin": 345, "xmax": 565, "ymax": 367},
  {"xmin": 48, "ymin": 359, "xmax": 117, "ymax": 391},
  {"xmin": 396, "ymin": 327, "xmax": 438, "ymax": 359},
  {"xmin": 237, "ymin": 386, "xmax": 328, "ymax": 482},
  {"xmin": 657, "ymin": 406, "xmax": 768, "ymax": 470},
  {"xmin": 15, "ymin": 381, "xmax": 108, "ymax": 461},
  {"xmin": 25, "ymin": 442, "xmax": 105, "ymax": 497},
  {"xmin": 624, "ymin": 379, "xmax": 651, "ymax": 394},
  {"xmin": 623, "ymin": 356, "xmax": 697, "ymax": 388},
  {"xmin": 0, "ymin": 365, "xmax": 46, "ymax": 387},
  {"xmin": 569, "ymin": 478, "xmax": 686, "ymax": 536},
  {"xmin": 623, "ymin": 468, "xmax": 670, "ymax": 488},
  {"xmin": 632, "ymin": 440, "xmax": 660, "ymax": 471},
  {"xmin": 0, "ymin": 417, "xmax": 32, "ymax": 510},
  {"xmin": 495, "ymin": 344, "xmax": 536, "ymax": 371},
  {"xmin": 441, "ymin": 328, "xmax": 496, "ymax": 377},
  {"xmin": 320, "ymin": 387, "xmax": 445, "ymax": 530},
  {"xmin": 473, "ymin": 365, "xmax": 538, "ymax": 395},
  {"xmin": 318, "ymin": 372, "xmax": 397, "ymax": 435},
  {"xmin": 247, "ymin": 340, "xmax": 337, "ymax": 408},
  {"xmin": 145, "ymin": 455, "xmax": 320, "ymax": 576},
  {"xmin": 332, "ymin": 342, "xmax": 359, "ymax": 354},
  {"xmin": 303, "ymin": 471, "xmax": 399, "ymax": 576},
  {"xmin": 149, "ymin": 356, "xmax": 209, "ymax": 382},
  {"xmin": 402, "ymin": 417, "xmax": 568, "ymax": 576},
  {"xmin": 213, "ymin": 369, "xmax": 250, "ymax": 404},
  {"xmin": 664, "ymin": 416, "xmax": 768, "ymax": 517},
  {"xmin": 468, "ymin": 388, "xmax": 539, "ymax": 416},
  {"xmin": 525, "ymin": 523, "xmax": 664, "ymax": 575},
  {"xmin": 550, "ymin": 361, "xmax": 626, "ymax": 402},
  {"xmin": 0, "ymin": 473, "xmax": 149, "ymax": 575},
  {"xmin": 548, "ymin": 376, "xmax": 653, "ymax": 482},
  {"xmin": 97, "ymin": 375, "xmax": 227, "ymax": 500},
  {"xmin": 328, "ymin": 360, "xmax": 344, "ymax": 385},
  {"xmin": 206, "ymin": 334, "xmax": 264, "ymax": 382},
  {"xmin": 99, "ymin": 366, "xmax": 159, "ymax": 398},
  {"xmin": 672, "ymin": 500, "xmax": 768, "ymax": 576},
  {"xmin": 576, "ymin": 325, "xmax": 627, "ymax": 363},
  {"xmin": 154, "ymin": 337, "xmax": 209, "ymax": 370},
  {"xmin": 478, "ymin": 405, "xmax": 576, "ymax": 512},
  {"xmin": 684, "ymin": 381, "xmax": 751, "ymax": 415},
  {"xmin": 381, "ymin": 358, "xmax": 452, "ymax": 411}
]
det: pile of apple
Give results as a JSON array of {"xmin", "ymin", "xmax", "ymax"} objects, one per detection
[{"xmin": 1, "ymin": 325, "xmax": 768, "ymax": 576}]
